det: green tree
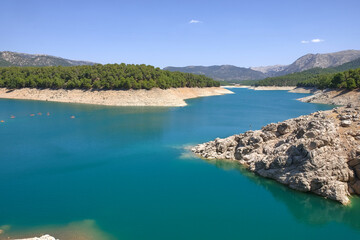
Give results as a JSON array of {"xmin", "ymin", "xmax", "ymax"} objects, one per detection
[
  {"xmin": 0, "ymin": 64, "xmax": 220, "ymax": 90},
  {"xmin": 346, "ymin": 78, "xmax": 357, "ymax": 89},
  {"xmin": 331, "ymin": 73, "xmax": 345, "ymax": 88}
]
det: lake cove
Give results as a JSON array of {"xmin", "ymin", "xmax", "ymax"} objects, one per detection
[{"xmin": 0, "ymin": 88, "xmax": 359, "ymax": 240}]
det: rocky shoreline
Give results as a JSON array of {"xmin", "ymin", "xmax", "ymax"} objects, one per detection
[
  {"xmin": 298, "ymin": 88, "xmax": 360, "ymax": 106},
  {"xmin": 192, "ymin": 104, "xmax": 360, "ymax": 205},
  {"xmin": 239, "ymin": 85, "xmax": 360, "ymax": 106},
  {"xmin": 0, "ymin": 87, "xmax": 233, "ymax": 107}
]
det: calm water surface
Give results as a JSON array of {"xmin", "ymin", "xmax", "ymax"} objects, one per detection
[{"xmin": 0, "ymin": 88, "xmax": 359, "ymax": 239}]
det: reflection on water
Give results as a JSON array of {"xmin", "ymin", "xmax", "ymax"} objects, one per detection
[
  {"xmin": 204, "ymin": 157, "xmax": 360, "ymax": 231},
  {"xmin": 0, "ymin": 220, "xmax": 114, "ymax": 240}
]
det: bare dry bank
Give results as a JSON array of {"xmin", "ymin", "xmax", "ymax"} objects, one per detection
[{"xmin": 0, "ymin": 87, "xmax": 233, "ymax": 107}]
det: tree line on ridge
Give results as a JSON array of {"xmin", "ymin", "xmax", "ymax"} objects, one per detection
[{"xmin": 0, "ymin": 64, "xmax": 220, "ymax": 90}]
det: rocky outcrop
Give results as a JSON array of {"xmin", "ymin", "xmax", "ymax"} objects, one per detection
[{"xmin": 192, "ymin": 105, "xmax": 360, "ymax": 205}]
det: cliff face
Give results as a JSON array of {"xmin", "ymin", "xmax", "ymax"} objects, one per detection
[{"xmin": 192, "ymin": 105, "xmax": 360, "ymax": 205}]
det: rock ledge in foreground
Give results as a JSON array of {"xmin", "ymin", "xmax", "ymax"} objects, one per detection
[{"xmin": 192, "ymin": 106, "xmax": 360, "ymax": 205}]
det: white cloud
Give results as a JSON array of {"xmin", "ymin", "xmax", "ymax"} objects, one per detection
[
  {"xmin": 301, "ymin": 38, "xmax": 325, "ymax": 44},
  {"xmin": 189, "ymin": 19, "xmax": 202, "ymax": 24},
  {"xmin": 311, "ymin": 38, "xmax": 324, "ymax": 43}
]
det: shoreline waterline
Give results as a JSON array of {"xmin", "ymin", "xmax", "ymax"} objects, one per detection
[{"xmin": 0, "ymin": 87, "xmax": 233, "ymax": 107}]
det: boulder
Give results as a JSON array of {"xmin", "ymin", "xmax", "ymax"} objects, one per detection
[
  {"xmin": 341, "ymin": 120, "xmax": 352, "ymax": 127},
  {"xmin": 339, "ymin": 114, "xmax": 352, "ymax": 120},
  {"xmin": 277, "ymin": 123, "xmax": 291, "ymax": 135}
]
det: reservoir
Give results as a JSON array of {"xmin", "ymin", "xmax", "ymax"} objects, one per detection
[{"xmin": 0, "ymin": 88, "xmax": 359, "ymax": 239}]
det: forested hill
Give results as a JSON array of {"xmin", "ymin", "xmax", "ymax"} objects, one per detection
[
  {"xmin": 297, "ymin": 68, "xmax": 360, "ymax": 90},
  {"xmin": 0, "ymin": 51, "xmax": 96, "ymax": 67},
  {"xmin": 252, "ymin": 57, "xmax": 360, "ymax": 87},
  {"xmin": 0, "ymin": 64, "xmax": 220, "ymax": 90}
]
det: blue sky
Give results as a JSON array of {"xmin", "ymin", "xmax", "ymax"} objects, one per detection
[{"xmin": 1, "ymin": 0, "xmax": 359, "ymax": 68}]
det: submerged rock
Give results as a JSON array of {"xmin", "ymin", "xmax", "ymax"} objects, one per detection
[
  {"xmin": 192, "ymin": 106, "xmax": 360, "ymax": 205},
  {"xmin": 14, "ymin": 235, "xmax": 58, "ymax": 240}
]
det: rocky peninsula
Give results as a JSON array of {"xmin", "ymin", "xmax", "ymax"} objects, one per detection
[
  {"xmin": 298, "ymin": 88, "xmax": 360, "ymax": 106},
  {"xmin": 0, "ymin": 87, "xmax": 233, "ymax": 107},
  {"xmin": 239, "ymin": 85, "xmax": 360, "ymax": 106},
  {"xmin": 192, "ymin": 104, "xmax": 360, "ymax": 205}
]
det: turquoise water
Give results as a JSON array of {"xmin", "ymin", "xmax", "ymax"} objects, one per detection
[{"xmin": 0, "ymin": 88, "xmax": 359, "ymax": 239}]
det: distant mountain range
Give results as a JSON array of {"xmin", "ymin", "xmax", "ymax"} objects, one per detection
[
  {"xmin": 2, "ymin": 50, "xmax": 360, "ymax": 83},
  {"xmin": 252, "ymin": 56, "xmax": 360, "ymax": 87},
  {"xmin": 165, "ymin": 50, "xmax": 360, "ymax": 81},
  {"xmin": 0, "ymin": 51, "xmax": 97, "ymax": 67},
  {"xmin": 164, "ymin": 65, "xmax": 267, "ymax": 81}
]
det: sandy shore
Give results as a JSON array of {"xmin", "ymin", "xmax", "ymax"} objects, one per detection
[{"xmin": 0, "ymin": 87, "xmax": 233, "ymax": 107}]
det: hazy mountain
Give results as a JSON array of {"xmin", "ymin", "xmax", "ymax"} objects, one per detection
[
  {"xmin": 281, "ymin": 50, "xmax": 360, "ymax": 75},
  {"xmin": 0, "ymin": 51, "xmax": 97, "ymax": 67},
  {"xmin": 164, "ymin": 65, "xmax": 267, "ymax": 81},
  {"xmin": 165, "ymin": 50, "xmax": 360, "ymax": 82},
  {"xmin": 253, "ymin": 56, "xmax": 360, "ymax": 87},
  {"xmin": 250, "ymin": 65, "xmax": 288, "ymax": 77}
]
